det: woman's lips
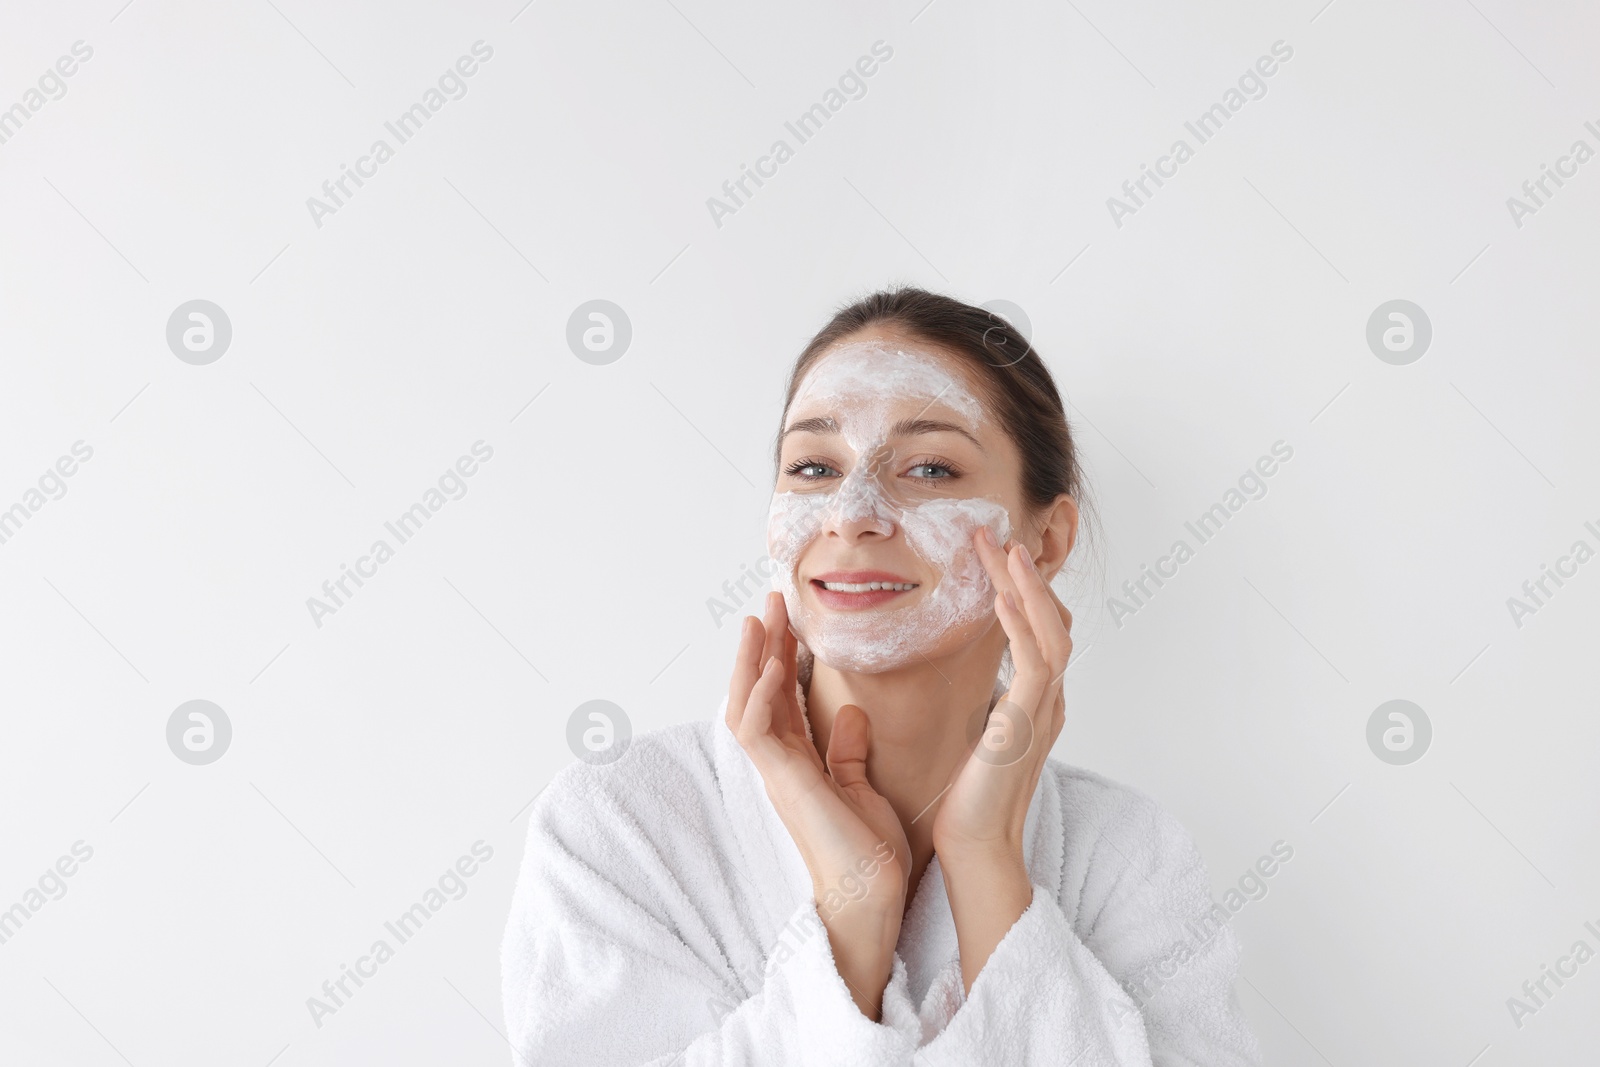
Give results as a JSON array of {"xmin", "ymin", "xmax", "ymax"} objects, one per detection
[{"xmin": 808, "ymin": 570, "xmax": 919, "ymax": 611}]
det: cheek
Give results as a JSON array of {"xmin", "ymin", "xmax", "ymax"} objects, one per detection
[
  {"xmin": 900, "ymin": 497, "xmax": 1011, "ymax": 575},
  {"xmin": 766, "ymin": 493, "xmax": 826, "ymax": 566}
]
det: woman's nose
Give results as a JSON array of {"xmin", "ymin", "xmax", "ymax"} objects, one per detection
[{"xmin": 823, "ymin": 461, "xmax": 896, "ymax": 540}]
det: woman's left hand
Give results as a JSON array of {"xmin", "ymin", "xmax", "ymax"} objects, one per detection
[
  {"xmin": 932, "ymin": 526, "xmax": 1074, "ymax": 993},
  {"xmin": 931, "ymin": 525, "xmax": 1073, "ymax": 864}
]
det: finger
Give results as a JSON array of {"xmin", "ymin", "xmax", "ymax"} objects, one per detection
[
  {"xmin": 784, "ymin": 622, "xmax": 811, "ymax": 741},
  {"xmin": 1019, "ymin": 681, "xmax": 1066, "ymax": 791},
  {"xmin": 973, "ymin": 525, "xmax": 1036, "ymax": 669},
  {"xmin": 975, "ymin": 523, "xmax": 1068, "ymax": 629},
  {"xmin": 1006, "ymin": 544, "xmax": 1071, "ymax": 681},
  {"xmin": 825, "ymin": 703, "xmax": 872, "ymax": 790},
  {"xmin": 726, "ymin": 615, "xmax": 763, "ymax": 732},
  {"xmin": 972, "ymin": 525, "xmax": 1022, "ymax": 612},
  {"xmin": 761, "ymin": 592, "xmax": 789, "ymax": 681},
  {"xmin": 1040, "ymin": 584, "xmax": 1075, "ymax": 685},
  {"xmin": 993, "ymin": 579, "xmax": 1049, "ymax": 712},
  {"xmin": 1036, "ymin": 566, "xmax": 1075, "ymax": 631},
  {"xmin": 1036, "ymin": 669, "xmax": 1065, "ymax": 733},
  {"xmin": 1023, "ymin": 574, "xmax": 1077, "ymax": 687},
  {"xmin": 759, "ymin": 593, "xmax": 792, "ymax": 739},
  {"xmin": 737, "ymin": 654, "xmax": 785, "ymax": 748}
]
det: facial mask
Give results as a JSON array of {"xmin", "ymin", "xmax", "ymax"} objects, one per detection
[{"xmin": 767, "ymin": 341, "xmax": 1013, "ymax": 673}]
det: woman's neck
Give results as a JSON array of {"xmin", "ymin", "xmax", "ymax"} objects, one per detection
[{"xmin": 802, "ymin": 630, "xmax": 1008, "ymax": 909}]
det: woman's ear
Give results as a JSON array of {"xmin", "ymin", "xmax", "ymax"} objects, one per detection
[{"xmin": 1032, "ymin": 494, "xmax": 1080, "ymax": 583}]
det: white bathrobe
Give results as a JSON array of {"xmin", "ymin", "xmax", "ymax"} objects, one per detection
[{"xmin": 501, "ymin": 678, "xmax": 1263, "ymax": 1065}]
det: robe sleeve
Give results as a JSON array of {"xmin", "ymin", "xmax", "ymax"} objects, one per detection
[
  {"xmin": 500, "ymin": 768, "xmax": 922, "ymax": 1066},
  {"xmin": 907, "ymin": 786, "xmax": 1263, "ymax": 1065}
]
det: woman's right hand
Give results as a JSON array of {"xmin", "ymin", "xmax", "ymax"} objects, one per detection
[{"xmin": 726, "ymin": 591, "xmax": 912, "ymax": 1018}]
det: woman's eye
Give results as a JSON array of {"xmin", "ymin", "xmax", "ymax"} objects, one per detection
[
  {"xmin": 785, "ymin": 461, "xmax": 838, "ymax": 479},
  {"xmin": 907, "ymin": 463, "xmax": 956, "ymax": 479}
]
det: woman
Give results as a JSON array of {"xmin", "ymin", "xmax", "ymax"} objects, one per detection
[{"xmin": 501, "ymin": 287, "xmax": 1263, "ymax": 1064}]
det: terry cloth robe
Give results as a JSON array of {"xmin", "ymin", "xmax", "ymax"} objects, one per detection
[{"xmin": 501, "ymin": 670, "xmax": 1263, "ymax": 1065}]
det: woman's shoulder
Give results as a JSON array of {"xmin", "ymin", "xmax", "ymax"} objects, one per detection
[
  {"xmin": 527, "ymin": 717, "xmax": 725, "ymax": 838},
  {"xmin": 503, "ymin": 718, "xmax": 754, "ymax": 976},
  {"xmin": 516, "ymin": 716, "xmax": 763, "ymax": 904},
  {"xmin": 1039, "ymin": 758, "xmax": 1220, "ymax": 929},
  {"xmin": 1044, "ymin": 757, "xmax": 1168, "ymax": 823},
  {"xmin": 1041, "ymin": 757, "xmax": 1211, "ymax": 872}
]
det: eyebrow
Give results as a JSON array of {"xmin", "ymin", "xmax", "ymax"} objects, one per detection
[{"xmin": 779, "ymin": 415, "xmax": 984, "ymax": 451}]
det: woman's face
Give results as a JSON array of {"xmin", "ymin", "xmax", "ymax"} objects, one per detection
[{"xmin": 767, "ymin": 328, "xmax": 1031, "ymax": 673}]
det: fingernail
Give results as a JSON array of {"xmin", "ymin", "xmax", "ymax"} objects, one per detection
[
  {"xmin": 980, "ymin": 526, "xmax": 998, "ymax": 548},
  {"xmin": 1022, "ymin": 550, "xmax": 1037, "ymax": 571},
  {"xmin": 1003, "ymin": 590, "xmax": 1018, "ymax": 612},
  {"xmin": 765, "ymin": 656, "xmax": 779, "ymax": 673}
]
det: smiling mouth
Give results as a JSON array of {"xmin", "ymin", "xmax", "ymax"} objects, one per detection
[{"xmin": 807, "ymin": 572, "xmax": 921, "ymax": 610}]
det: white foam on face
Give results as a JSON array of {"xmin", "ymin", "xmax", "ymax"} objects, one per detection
[{"xmin": 766, "ymin": 340, "xmax": 1013, "ymax": 673}]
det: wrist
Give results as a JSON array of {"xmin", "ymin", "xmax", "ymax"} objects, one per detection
[
  {"xmin": 810, "ymin": 858, "xmax": 907, "ymax": 931},
  {"xmin": 818, "ymin": 905, "xmax": 899, "ymax": 1022},
  {"xmin": 816, "ymin": 887, "xmax": 903, "ymax": 950},
  {"xmin": 935, "ymin": 835, "xmax": 1026, "ymax": 875},
  {"xmin": 939, "ymin": 843, "xmax": 1032, "ymax": 914},
  {"xmin": 938, "ymin": 849, "xmax": 1035, "ymax": 997}
]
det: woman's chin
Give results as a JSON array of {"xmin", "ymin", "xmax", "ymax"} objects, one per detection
[{"xmin": 797, "ymin": 612, "xmax": 997, "ymax": 676}]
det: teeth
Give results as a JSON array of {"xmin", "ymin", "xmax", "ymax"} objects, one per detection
[{"xmin": 818, "ymin": 581, "xmax": 916, "ymax": 593}]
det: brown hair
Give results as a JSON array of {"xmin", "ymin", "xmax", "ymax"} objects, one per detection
[{"xmin": 775, "ymin": 285, "xmax": 1099, "ymax": 580}]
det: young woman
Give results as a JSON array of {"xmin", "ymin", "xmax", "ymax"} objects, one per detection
[{"xmin": 501, "ymin": 288, "xmax": 1262, "ymax": 1064}]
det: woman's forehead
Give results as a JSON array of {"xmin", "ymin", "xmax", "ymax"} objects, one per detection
[{"xmin": 792, "ymin": 339, "xmax": 985, "ymax": 426}]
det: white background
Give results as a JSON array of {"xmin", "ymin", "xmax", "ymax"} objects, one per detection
[{"xmin": 1, "ymin": 0, "xmax": 1596, "ymax": 1064}]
